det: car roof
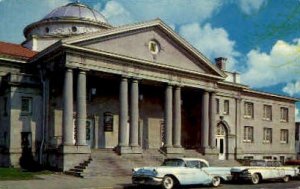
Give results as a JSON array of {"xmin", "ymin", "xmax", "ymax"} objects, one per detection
[{"xmin": 165, "ymin": 157, "xmax": 209, "ymax": 165}]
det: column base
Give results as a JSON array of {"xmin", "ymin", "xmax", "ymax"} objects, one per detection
[
  {"xmin": 59, "ymin": 145, "xmax": 91, "ymax": 171},
  {"xmin": 162, "ymin": 146, "xmax": 184, "ymax": 154},
  {"xmin": 116, "ymin": 146, "xmax": 143, "ymax": 154}
]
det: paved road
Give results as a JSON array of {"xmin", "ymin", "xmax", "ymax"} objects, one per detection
[
  {"xmin": 126, "ymin": 180, "xmax": 300, "ymax": 189},
  {"xmin": 1, "ymin": 174, "xmax": 300, "ymax": 189}
]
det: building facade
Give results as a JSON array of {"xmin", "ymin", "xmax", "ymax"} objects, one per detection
[{"xmin": 0, "ymin": 2, "xmax": 297, "ymax": 171}]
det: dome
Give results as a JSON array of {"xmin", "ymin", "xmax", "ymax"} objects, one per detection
[
  {"xmin": 43, "ymin": 2, "xmax": 108, "ymax": 24},
  {"xmin": 23, "ymin": 2, "xmax": 112, "ymax": 40}
]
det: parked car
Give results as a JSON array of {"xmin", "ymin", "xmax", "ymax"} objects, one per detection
[
  {"xmin": 132, "ymin": 157, "xmax": 231, "ymax": 189},
  {"xmin": 231, "ymin": 159, "xmax": 299, "ymax": 184}
]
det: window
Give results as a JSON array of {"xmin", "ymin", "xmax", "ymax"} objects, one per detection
[
  {"xmin": 243, "ymin": 126, "xmax": 254, "ymax": 142},
  {"xmin": 280, "ymin": 129, "xmax": 289, "ymax": 143},
  {"xmin": 244, "ymin": 102, "xmax": 254, "ymax": 118},
  {"xmin": 21, "ymin": 97, "xmax": 32, "ymax": 115},
  {"xmin": 280, "ymin": 107, "xmax": 289, "ymax": 122},
  {"xmin": 148, "ymin": 40, "xmax": 160, "ymax": 54},
  {"xmin": 263, "ymin": 105, "xmax": 272, "ymax": 121},
  {"xmin": 71, "ymin": 26, "xmax": 77, "ymax": 32},
  {"xmin": 224, "ymin": 100, "xmax": 229, "ymax": 115},
  {"xmin": 263, "ymin": 128, "xmax": 272, "ymax": 143},
  {"xmin": 216, "ymin": 99, "xmax": 219, "ymax": 114}
]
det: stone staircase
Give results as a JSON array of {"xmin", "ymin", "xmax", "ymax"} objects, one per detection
[{"xmin": 65, "ymin": 148, "xmax": 240, "ymax": 178}]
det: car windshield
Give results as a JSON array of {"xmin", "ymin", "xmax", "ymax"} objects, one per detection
[
  {"xmin": 249, "ymin": 160, "xmax": 266, "ymax": 166},
  {"xmin": 161, "ymin": 159, "xmax": 185, "ymax": 167}
]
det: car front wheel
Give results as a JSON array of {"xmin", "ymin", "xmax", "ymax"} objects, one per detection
[
  {"xmin": 211, "ymin": 176, "xmax": 221, "ymax": 187},
  {"xmin": 162, "ymin": 176, "xmax": 176, "ymax": 189},
  {"xmin": 282, "ymin": 175, "xmax": 290, "ymax": 183},
  {"xmin": 250, "ymin": 173, "xmax": 260, "ymax": 184}
]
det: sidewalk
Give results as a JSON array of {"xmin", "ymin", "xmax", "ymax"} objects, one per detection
[{"xmin": 0, "ymin": 173, "xmax": 132, "ymax": 189}]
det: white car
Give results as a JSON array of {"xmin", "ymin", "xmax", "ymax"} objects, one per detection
[
  {"xmin": 132, "ymin": 157, "xmax": 231, "ymax": 189},
  {"xmin": 231, "ymin": 159, "xmax": 299, "ymax": 184}
]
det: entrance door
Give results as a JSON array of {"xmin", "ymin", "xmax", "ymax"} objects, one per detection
[
  {"xmin": 216, "ymin": 124, "xmax": 226, "ymax": 160},
  {"xmin": 86, "ymin": 119, "xmax": 94, "ymax": 147}
]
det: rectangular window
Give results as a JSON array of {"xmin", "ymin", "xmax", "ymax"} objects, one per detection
[
  {"xmin": 224, "ymin": 100, "xmax": 229, "ymax": 115},
  {"xmin": 263, "ymin": 128, "xmax": 272, "ymax": 143},
  {"xmin": 280, "ymin": 129, "xmax": 289, "ymax": 143},
  {"xmin": 216, "ymin": 99, "xmax": 219, "ymax": 114},
  {"xmin": 243, "ymin": 126, "xmax": 254, "ymax": 142},
  {"xmin": 280, "ymin": 107, "xmax": 289, "ymax": 122},
  {"xmin": 263, "ymin": 105, "xmax": 272, "ymax": 121},
  {"xmin": 21, "ymin": 97, "xmax": 32, "ymax": 115},
  {"xmin": 244, "ymin": 102, "xmax": 254, "ymax": 119}
]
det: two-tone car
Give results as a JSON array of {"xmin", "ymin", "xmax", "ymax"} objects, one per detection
[
  {"xmin": 231, "ymin": 159, "xmax": 299, "ymax": 184},
  {"xmin": 132, "ymin": 157, "xmax": 232, "ymax": 189}
]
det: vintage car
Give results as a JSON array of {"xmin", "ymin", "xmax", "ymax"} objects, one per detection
[
  {"xmin": 132, "ymin": 157, "xmax": 232, "ymax": 189},
  {"xmin": 231, "ymin": 159, "xmax": 299, "ymax": 184}
]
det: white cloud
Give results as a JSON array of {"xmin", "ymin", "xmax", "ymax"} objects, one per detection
[
  {"xmin": 179, "ymin": 23, "xmax": 240, "ymax": 70},
  {"xmin": 241, "ymin": 40, "xmax": 300, "ymax": 88},
  {"xmin": 0, "ymin": 0, "xmax": 71, "ymax": 43},
  {"xmin": 100, "ymin": 1, "xmax": 134, "ymax": 26},
  {"xmin": 296, "ymin": 108, "xmax": 300, "ymax": 122},
  {"xmin": 283, "ymin": 81, "xmax": 300, "ymax": 96},
  {"xmin": 237, "ymin": 0, "xmax": 267, "ymax": 15},
  {"xmin": 98, "ymin": 0, "xmax": 222, "ymax": 27}
]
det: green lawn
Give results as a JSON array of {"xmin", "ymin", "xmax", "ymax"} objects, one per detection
[{"xmin": 0, "ymin": 168, "xmax": 52, "ymax": 180}]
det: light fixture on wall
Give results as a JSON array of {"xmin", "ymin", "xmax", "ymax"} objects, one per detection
[
  {"xmin": 139, "ymin": 94, "xmax": 144, "ymax": 101},
  {"xmin": 91, "ymin": 88, "xmax": 96, "ymax": 95}
]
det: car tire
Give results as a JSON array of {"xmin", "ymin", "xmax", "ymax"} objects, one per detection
[
  {"xmin": 162, "ymin": 175, "xmax": 176, "ymax": 189},
  {"xmin": 282, "ymin": 175, "xmax": 290, "ymax": 183},
  {"xmin": 250, "ymin": 173, "xmax": 260, "ymax": 184},
  {"xmin": 211, "ymin": 176, "xmax": 221, "ymax": 187}
]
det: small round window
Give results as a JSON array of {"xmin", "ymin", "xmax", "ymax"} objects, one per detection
[
  {"xmin": 45, "ymin": 27, "xmax": 50, "ymax": 33},
  {"xmin": 148, "ymin": 40, "xmax": 160, "ymax": 54},
  {"xmin": 72, "ymin": 26, "xmax": 77, "ymax": 32}
]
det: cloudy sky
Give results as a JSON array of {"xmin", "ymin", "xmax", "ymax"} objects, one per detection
[{"xmin": 0, "ymin": 0, "xmax": 300, "ymax": 120}]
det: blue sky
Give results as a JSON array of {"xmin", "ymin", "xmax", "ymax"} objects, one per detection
[{"xmin": 1, "ymin": 0, "xmax": 300, "ymax": 120}]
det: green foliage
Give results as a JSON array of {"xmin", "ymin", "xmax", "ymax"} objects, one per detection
[{"xmin": 0, "ymin": 168, "xmax": 51, "ymax": 180}]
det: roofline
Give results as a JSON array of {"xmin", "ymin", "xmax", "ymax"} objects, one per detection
[
  {"xmin": 0, "ymin": 56, "xmax": 27, "ymax": 63},
  {"xmin": 242, "ymin": 88, "xmax": 299, "ymax": 102},
  {"xmin": 63, "ymin": 19, "xmax": 226, "ymax": 78}
]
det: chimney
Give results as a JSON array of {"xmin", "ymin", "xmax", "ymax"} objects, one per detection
[{"xmin": 215, "ymin": 57, "xmax": 227, "ymax": 71}]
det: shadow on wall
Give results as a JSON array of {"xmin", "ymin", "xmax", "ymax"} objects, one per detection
[{"xmin": 19, "ymin": 132, "xmax": 42, "ymax": 171}]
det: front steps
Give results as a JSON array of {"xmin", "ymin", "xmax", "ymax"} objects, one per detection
[{"xmin": 65, "ymin": 148, "xmax": 240, "ymax": 178}]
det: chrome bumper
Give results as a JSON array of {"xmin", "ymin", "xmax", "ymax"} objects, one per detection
[{"xmin": 132, "ymin": 176, "xmax": 163, "ymax": 185}]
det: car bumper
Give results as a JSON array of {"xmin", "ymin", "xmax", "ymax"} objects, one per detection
[
  {"xmin": 132, "ymin": 176, "xmax": 163, "ymax": 185},
  {"xmin": 231, "ymin": 173, "xmax": 252, "ymax": 181}
]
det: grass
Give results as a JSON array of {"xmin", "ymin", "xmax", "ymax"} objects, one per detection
[{"xmin": 0, "ymin": 168, "xmax": 52, "ymax": 180}]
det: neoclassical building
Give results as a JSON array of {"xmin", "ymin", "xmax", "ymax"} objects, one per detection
[{"xmin": 0, "ymin": 2, "xmax": 297, "ymax": 171}]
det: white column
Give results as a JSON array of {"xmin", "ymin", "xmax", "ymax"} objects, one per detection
[
  {"xmin": 201, "ymin": 91, "xmax": 209, "ymax": 148},
  {"xmin": 119, "ymin": 77, "xmax": 129, "ymax": 147},
  {"xmin": 63, "ymin": 68, "xmax": 73, "ymax": 145},
  {"xmin": 210, "ymin": 92, "xmax": 216, "ymax": 148},
  {"xmin": 76, "ymin": 70, "xmax": 87, "ymax": 146},
  {"xmin": 130, "ymin": 79, "xmax": 139, "ymax": 147},
  {"xmin": 164, "ymin": 85, "xmax": 173, "ymax": 148},
  {"xmin": 173, "ymin": 86, "xmax": 182, "ymax": 148}
]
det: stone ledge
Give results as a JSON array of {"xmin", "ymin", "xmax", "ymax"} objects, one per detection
[
  {"xmin": 116, "ymin": 146, "xmax": 143, "ymax": 154},
  {"xmin": 60, "ymin": 145, "xmax": 91, "ymax": 154},
  {"xmin": 162, "ymin": 146, "xmax": 184, "ymax": 154}
]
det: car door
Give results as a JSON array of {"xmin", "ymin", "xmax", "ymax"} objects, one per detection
[{"xmin": 184, "ymin": 160, "xmax": 211, "ymax": 185}]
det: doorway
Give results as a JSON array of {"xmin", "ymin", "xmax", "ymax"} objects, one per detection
[
  {"xmin": 86, "ymin": 119, "xmax": 94, "ymax": 147},
  {"xmin": 216, "ymin": 124, "xmax": 227, "ymax": 160}
]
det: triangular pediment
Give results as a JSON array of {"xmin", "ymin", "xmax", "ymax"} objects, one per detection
[{"xmin": 64, "ymin": 19, "xmax": 225, "ymax": 78}]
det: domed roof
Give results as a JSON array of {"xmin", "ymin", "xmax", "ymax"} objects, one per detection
[{"xmin": 43, "ymin": 2, "xmax": 108, "ymax": 24}]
